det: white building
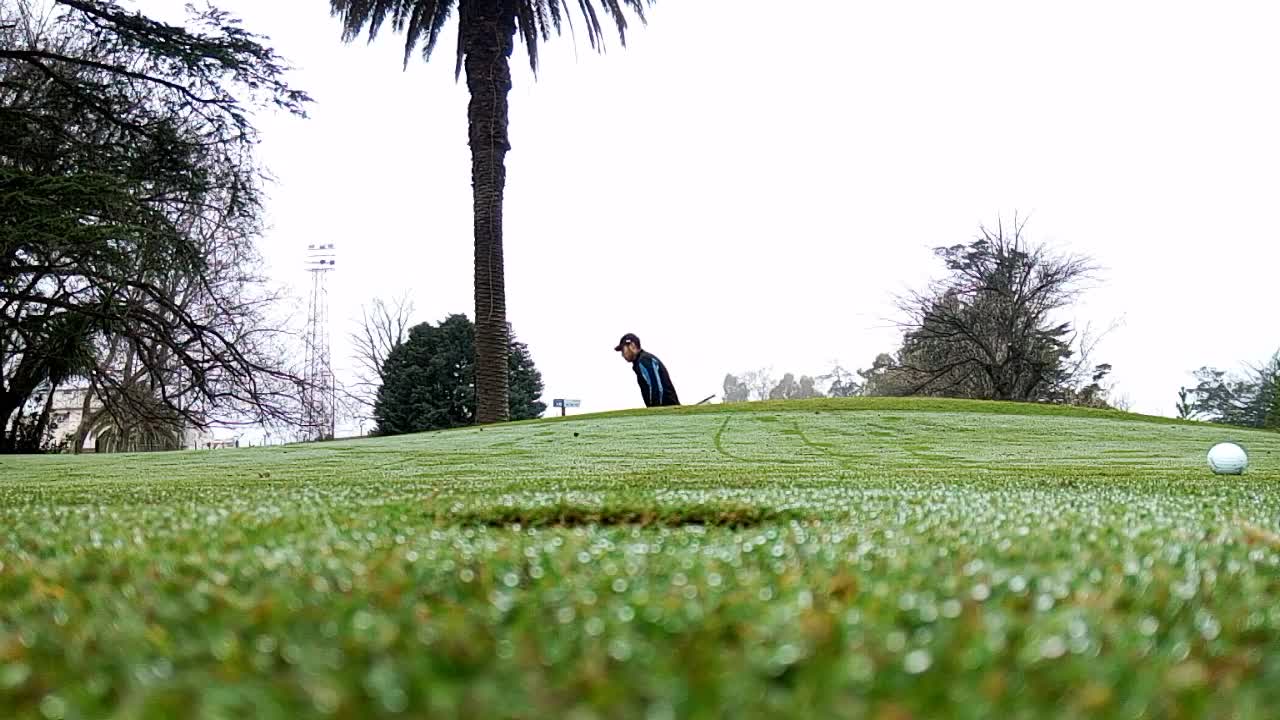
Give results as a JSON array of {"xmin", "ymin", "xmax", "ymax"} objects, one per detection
[{"xmin": 47, "ymin": 387, "xmax": 215, "ymax": 452}]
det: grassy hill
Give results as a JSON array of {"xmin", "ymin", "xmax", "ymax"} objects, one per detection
[{"xmin": 2, "ymin": 398, "xmax": 1278, "ymax": 719}]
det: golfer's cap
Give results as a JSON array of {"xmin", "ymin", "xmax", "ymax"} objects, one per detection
[{"xmin": 614, "ymin": 333, "xmax": 640, "ymax": 351}]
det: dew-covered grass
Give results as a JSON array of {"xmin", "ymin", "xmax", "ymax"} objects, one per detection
[{"xmin": 1, "ymin": 398, "xmax": 1279, "ymax": 719}]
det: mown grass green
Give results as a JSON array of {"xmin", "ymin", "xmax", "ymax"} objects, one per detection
[{"xmin": 1, "ymin": 398, "xmax": 1279, "ymax": 719}]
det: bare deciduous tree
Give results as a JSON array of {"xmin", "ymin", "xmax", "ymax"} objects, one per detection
[
  {"xmin": 817, "ymin": 362, "xmax": 861, "ymax": 398},
  {"xmin": 739, "ymin": 368, "xmax": 775, "ymax": 402},
  {"xmin": 347, "ymin": 293, "xmax": 415, "ymax": 418}
]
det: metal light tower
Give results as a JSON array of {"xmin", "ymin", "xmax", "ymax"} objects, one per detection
[{"xmin": 302, "ymin": 243, "xmax": 336, "ymax": 440}]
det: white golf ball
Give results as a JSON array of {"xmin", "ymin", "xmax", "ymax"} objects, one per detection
[{"xmin": 1207, "ymin": 442, "xmax": 1248, "ymax": 475}]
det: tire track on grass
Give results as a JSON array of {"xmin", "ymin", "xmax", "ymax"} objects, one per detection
[
  {"xmin": 714, "ymin": 415, "xmax": 819, "ymax": 465},
  {"xmin": 790, "ymin": 419, "xmax": 868, "ymax": 462},
  {"xmin": 713, "ymin": 417, "xmax": 751, "ymax": 462}
]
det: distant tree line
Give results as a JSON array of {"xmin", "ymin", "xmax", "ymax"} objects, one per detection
[
  {"xmin": 724, "ymin": 219, "xmax": 1123, "ymax": 410},
  {"xmin": 1178, "ymin": 352, "xmax": 1280, "ymax": 429},
  {"xmin": 722, "ymin": 371, "xmax": 825, "ymax": 403}
]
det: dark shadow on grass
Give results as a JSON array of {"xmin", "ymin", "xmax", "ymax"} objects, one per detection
[{"xmin": 444, "ymin": 503, "xmax": 807, "ymax": 529}]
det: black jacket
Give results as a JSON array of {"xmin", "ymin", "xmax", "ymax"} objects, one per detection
[{"xmin": 632, "ymin": 350, "xmax": 679, "ymax": 407}]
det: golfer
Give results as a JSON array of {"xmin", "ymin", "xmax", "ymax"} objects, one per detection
[{"xmin": 614, "ymin": 333, "xmax": 680, "ymax": 407}]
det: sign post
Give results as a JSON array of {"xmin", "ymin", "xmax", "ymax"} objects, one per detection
[{"xmin": 552, "ymin": 399, "xmax": 581, "ymax": 417}]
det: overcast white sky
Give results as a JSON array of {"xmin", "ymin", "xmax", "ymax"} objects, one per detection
[{"xmin": 150, "ymin": 0, "xmax": 1280, "ymax": 432}]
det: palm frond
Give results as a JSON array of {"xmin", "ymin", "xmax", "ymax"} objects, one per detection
[
  {"xmin": 329, "ymin": 0, "xmax": 456, "ymax": 70},
  {"xmin": 85, "ymin": 382, "xmax": 185, "ymax": 453},
  {"xmin": 519, "ymin": 0, "xmax": 656, "ymax": 74},
  {"xmin": 362, "ymin": 0, "xmax": 400, "ymax": 42},
  {"xmin": 330, "ymin": 0, "xmax": 656, "ymax": 76},
  {"xmin": 515, "ymin": 2, "xmax": 542, "ymax": 71},
  {"xmin": 573, "ymin": 0, "xmax": 604, "ymax": 52}
]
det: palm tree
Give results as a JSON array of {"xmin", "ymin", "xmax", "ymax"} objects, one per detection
[
  {"xmin": 78, "ymin": 379, "xmax": 187, "ymax": 453},
  {"xmin": 329, "ymin": 0, "xmax": 655, "ymax": 424}
]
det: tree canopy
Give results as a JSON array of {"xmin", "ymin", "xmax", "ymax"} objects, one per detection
[
  {"xmin": 1, "ymin": 0, "xmax": 310, "ymax": 451},
  {"xmin": 374, "ymin": 315, "xmax": 545, "ymax": 435},
  {"xmin": 880, "ymin": 220, "xmax": 1109, "ymax": 405}
]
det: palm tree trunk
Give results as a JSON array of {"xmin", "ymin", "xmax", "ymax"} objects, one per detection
[
  {"xmin": 30, "ymin": 383, "xmax": 58, "ymax": 449},
  {"xmin": 71, "ymin": 380, "xmax": 99, "ymax": 454},
  {"xmin": 464, "ymin": 1, "xmax": 516, "ymax": 425},
  {"xmin": 0, "ymin": 399, "xmax": 19, "ymax": 453}
]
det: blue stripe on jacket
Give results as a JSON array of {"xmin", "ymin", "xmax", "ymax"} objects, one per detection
[{"xmin": 638, "ymin": 363, "xmax": 654, "ymax": 404}]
